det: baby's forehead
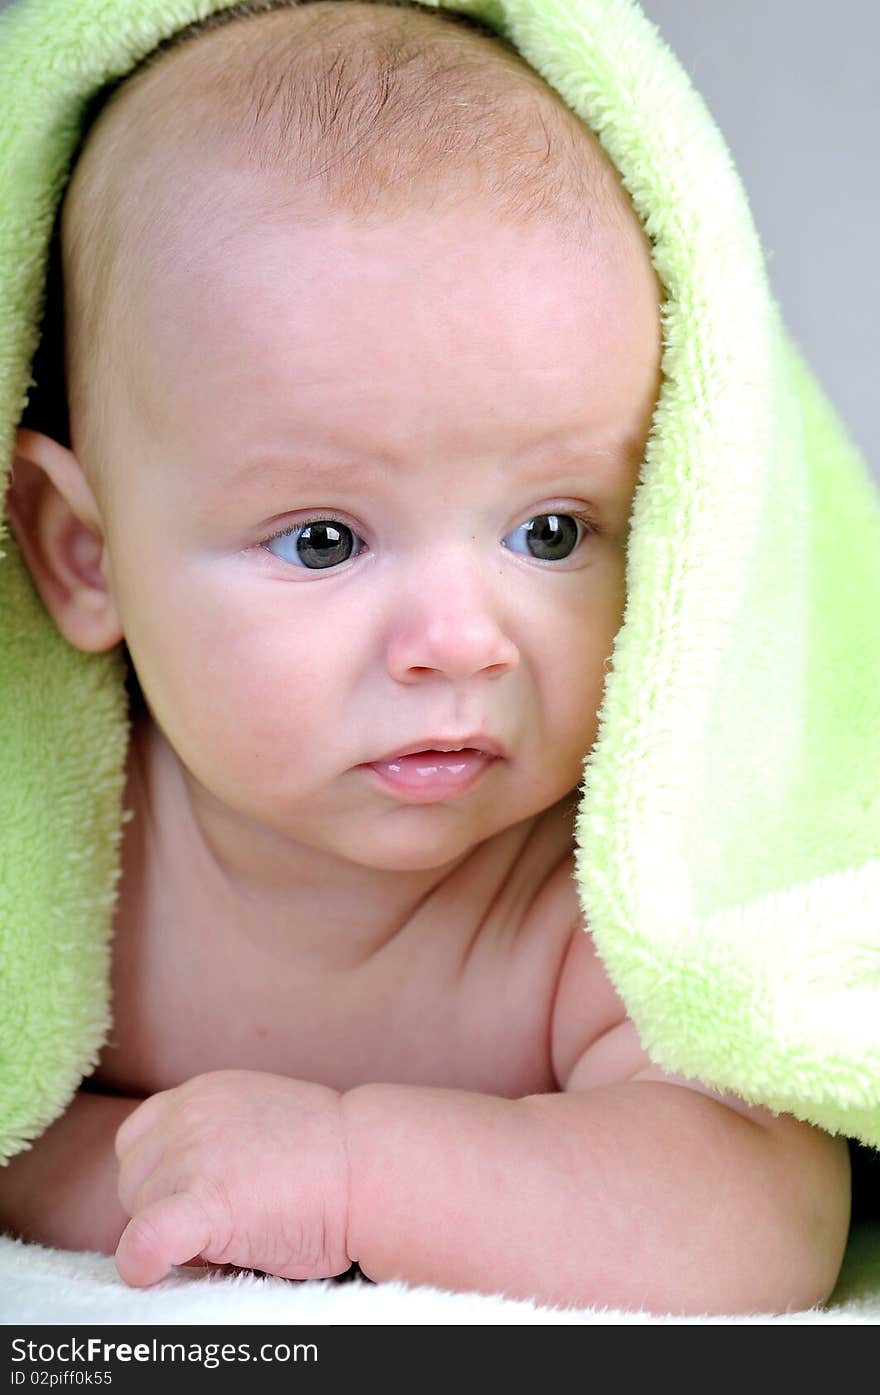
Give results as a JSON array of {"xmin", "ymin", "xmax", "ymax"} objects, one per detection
[{"xmin": 59, "ymin": 0, "xmax": 654, "ymax": 473}]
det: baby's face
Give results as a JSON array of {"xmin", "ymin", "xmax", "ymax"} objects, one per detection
[{"xmin": 97, "ymin": 189, "xmax": 661, "ymax": 871}]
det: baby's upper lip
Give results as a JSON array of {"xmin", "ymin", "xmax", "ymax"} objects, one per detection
[{"xmin": 367, "ymin": 734, "xmax": 508, "ymax": 763}]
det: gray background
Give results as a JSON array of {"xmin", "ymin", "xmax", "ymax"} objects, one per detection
[{"xmin": 2, "ymin": 0, "xmax": 876, "ymax": 474}]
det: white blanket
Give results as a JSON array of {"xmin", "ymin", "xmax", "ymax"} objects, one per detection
[{"xmin": 3, "ymin": 1229, "xmax": 880, "ymax": 1324}]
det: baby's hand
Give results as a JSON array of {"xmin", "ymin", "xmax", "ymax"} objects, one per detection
[{"xmin": 113, "ymin": 1070, "xmax": 350, "ymax": 1288}]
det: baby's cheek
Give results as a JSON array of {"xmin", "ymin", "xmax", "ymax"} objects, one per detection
[
  {"xmin": 163, "ymin": 599, "xmax": 344, "ymax": 786},
  {"xmin": 553, "ymin": 650, "xmax": 606, "ymax": 750}
]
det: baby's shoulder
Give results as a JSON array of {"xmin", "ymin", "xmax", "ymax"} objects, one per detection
[
  {"xmin": 511, "ymin": 831, "xmax": 632, "ymax": 1083},
  {"xmin": 503, "ymin": 803, "xmax": 642, "ymax": 1090}
]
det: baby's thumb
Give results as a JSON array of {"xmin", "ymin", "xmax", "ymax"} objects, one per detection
[{"xmin": 115, "ymin": 1192, "xmax": 214, "ymax": 1288}]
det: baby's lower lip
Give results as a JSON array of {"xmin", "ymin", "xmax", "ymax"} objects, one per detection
[{"xmin": 360, "ymin": 749, "xmax": 498, "ymax": 802}]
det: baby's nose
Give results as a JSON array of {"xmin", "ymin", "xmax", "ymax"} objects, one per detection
[{"xmin": 386, "ymin": 571, "xmax": 519, "ymax": 684}]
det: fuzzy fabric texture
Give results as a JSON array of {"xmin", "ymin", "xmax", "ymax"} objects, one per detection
[
  {"xmin": 1, "ymin": 0, "xmax": 878, "ymax": 1322},
  {"xmin": 3, "ymin": 1226, "xmax": 880, "ymax": 1323}
]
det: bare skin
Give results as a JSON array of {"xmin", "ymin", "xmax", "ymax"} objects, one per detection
[
  {"xmin": 3, "ymin": 187, "xmax": 851, "ymax": 1312},
  {"xmin": 92, "ymin": 707, "xmax": 583, "ymax": 1102}
]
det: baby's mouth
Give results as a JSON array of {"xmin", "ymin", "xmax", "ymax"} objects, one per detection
[
  {"xmin": 386, "ymin": 749, "xmax": 479, "ymax": 770},
  {"xmin": 367, "ymin": 734, "xmax": 508, "ymax": 765},
  {"xmin": 360, "ymin": 748, "xmax": 500, "ymax": 800}
]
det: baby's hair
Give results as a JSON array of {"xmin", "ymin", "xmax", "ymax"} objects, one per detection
[
  {"xmin": 25, "ymin": 0, "xmax": 633, "ymax": 478},
  {"xmin": 93, "ymin": 0, "xmax": 620, "ymax": 226}
]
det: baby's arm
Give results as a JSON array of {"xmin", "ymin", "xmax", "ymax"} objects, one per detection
[
  {"xmin": 0, "ymin": 1085, "xmax": 144, "ymax": 1255},
  {"xmin": 343, "ymin": 1074, "xmax": 850, "ymax": 1314},
  {"xmin": 343, "ymin": 921, "xmax": 850, "ymax": 1314}
]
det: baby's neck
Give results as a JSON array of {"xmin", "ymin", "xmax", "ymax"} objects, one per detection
[{"xmin": 117, "ymin": 713, "xmax": 527, "ymax": 971}]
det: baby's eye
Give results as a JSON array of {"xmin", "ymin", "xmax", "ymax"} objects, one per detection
[
  {"xmin": 503, "ymin": 512, "xmax": 592, "ymax": 563},
  {"xmin": 263, "ymin": 518, "xmax": 364, "ymax": 570},
  {"xmin": 262, "ymin": 510, "xmax": 596, "ymax": 571}
]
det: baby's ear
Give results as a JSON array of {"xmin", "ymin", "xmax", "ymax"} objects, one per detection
[{"xmin": 5, "ymin": 428, "xmax": 123, "ymax": 653}]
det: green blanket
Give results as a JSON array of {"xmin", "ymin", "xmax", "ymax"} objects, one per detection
[{"xmin": 1, "ymin": 0, "xmax": 879, "ymax": 1317}]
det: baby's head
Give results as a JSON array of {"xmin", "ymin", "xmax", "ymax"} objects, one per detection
[{"xmin": 10, "ymin": 0, "xmax": 662, "ymax": 871}]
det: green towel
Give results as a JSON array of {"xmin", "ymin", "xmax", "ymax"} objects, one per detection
[{"xmin": 1, "ymin": 0, "xmax": 878, "ymax": 1228}]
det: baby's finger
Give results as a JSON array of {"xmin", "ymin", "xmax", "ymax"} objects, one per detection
[
  {"xmin": 116, "ymin": 1132, "xmax": 165, "ymax": 1216},
  {"xmin": 114, "ymin": 1089, "xmax": 176, "ymax": 1161},
  {"xmin": 115, "ymin": 1191, "xmax": 215, "ymax": 1289}
]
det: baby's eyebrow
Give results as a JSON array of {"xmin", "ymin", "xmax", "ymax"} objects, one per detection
[
  {"xmin": 219, "ymin": 433, "xmax": 633, "ymax": 491},
  {"xmin": 221, "ymin": 454, "xmax": 375, "ymax": 490},
  {"xmin": 217, "ymin": 454, "xmax": 398, "ymax": 499}
]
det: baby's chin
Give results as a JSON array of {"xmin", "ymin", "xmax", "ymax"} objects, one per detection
[
  {"xmin": 306, "ymin": 781, "xmax": 552, "ymax": 873},
  {"xmin": 334, "ymin": 785, "xmax": 575, "ymax": 877},
  {"xmin": 325, "ymin": 810, "xmax": 506, "ymax": 875}
]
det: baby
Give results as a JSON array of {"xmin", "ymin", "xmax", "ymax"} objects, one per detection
[{"xmin": 0, "ymin": 0, "xmax": 851, "ymax": 1313}]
